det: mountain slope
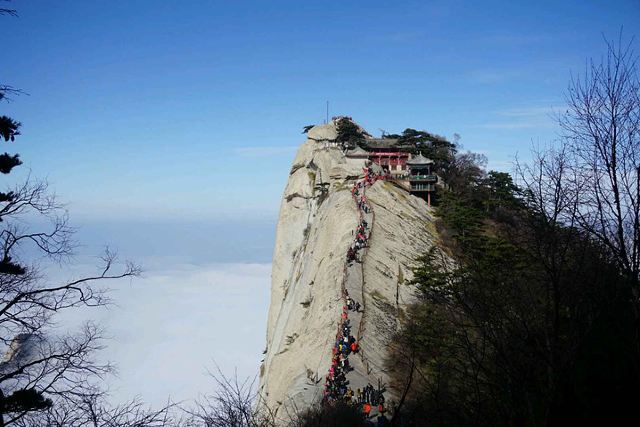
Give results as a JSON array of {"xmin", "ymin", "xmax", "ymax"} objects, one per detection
[{"xmin": 259, "ymin": 122, "xmax": 438, "ymax": 421}]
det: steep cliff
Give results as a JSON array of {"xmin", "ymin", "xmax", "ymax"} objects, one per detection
[{"xmin": 259, "ymin": 121, "xmax": 438, "ymax": 421}]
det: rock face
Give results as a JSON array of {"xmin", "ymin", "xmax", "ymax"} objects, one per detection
[{"xmin": 259, "ymin": 122, "xmax": 438, "ymax": 422}]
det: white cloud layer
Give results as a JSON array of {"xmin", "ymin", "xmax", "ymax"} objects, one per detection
[{"xmin": 50, "ymin": 261, "xmax": 271, "ymax": 407}]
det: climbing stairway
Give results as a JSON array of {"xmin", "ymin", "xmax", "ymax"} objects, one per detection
[{"xmin": 322, "ymin": 166, "xmax": 387, "ymax": 420}]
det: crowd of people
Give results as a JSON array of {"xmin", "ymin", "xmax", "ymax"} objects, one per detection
[
  {"xmin": 356, "ymin": 383, "xmax": 385, "ymax": 407},
  {"xmin": 323, "ymin": 304, "xmax": 359, "ymax": 401},
  {"xmin": 322, "ymin": 163, "xmax": 390, "ymax": 423},
  {"xmin": 347, "ymin": 166, "xmax": 384, "ymax": 265}
]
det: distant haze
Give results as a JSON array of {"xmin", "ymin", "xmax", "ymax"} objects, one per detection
[
  {"xmin": 47, "ymin": 218, "xmax": 275, "ymax": 407},
  {"xmin": 73, "ymin": 217, "xmax": 277, "ymax": 265}
]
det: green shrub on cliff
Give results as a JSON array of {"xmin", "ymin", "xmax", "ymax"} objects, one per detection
[
  {"xmin": 390, "ymin": 144, "xmax": 639, "ymax": 426},
  {"xmin": 335, "ymin": 117, "xmax": 366, "ymax": 148}
]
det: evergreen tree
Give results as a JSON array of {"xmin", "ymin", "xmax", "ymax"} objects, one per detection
[
  {"xmin": 335, "ymin": 117, "xmax": 366, "ymax": 149},
  {"xmin": 0, "ymin": 93, "xmax": 22, "ymax": 206}
]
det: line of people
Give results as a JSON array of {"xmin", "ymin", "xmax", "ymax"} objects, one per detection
[
  {"xmin": 323, "ymin": 163, "xmax": 389, "ymax": 422},
  {"xmin": 356, "ymin": 381, "xmax": 388, "ymax": 427},
  {"xmin": 356, "ymin": 383, "xmax": 385, "ymax": 407},
  {"xmin": 347, "ymin": 166, "xmax": 382, "ymax": 265},
  {"xmin": 347, "ymin": 217, "xmax": 370, "ymax": 265},
  {"xmin": 323, "ymin": 304, "xmax": 360, "ymax": 401},
  {"xmin": 346, "ymin": 293, "xmax": 361, "ymax": 312}
]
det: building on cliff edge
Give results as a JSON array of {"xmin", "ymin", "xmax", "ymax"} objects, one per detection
[{"xmin": 346, "ymin": 138, "xmax": 439, "ymax": 206}]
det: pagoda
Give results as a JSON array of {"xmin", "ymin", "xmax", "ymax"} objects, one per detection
[{"xmin": 406, "ymin": 153, "xmax": 437, "ymax": 206}]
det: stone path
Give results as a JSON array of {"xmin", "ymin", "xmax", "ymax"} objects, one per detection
[{"xmin": 322, "ymin": 167, "xmax": 389, "ymax": 421}]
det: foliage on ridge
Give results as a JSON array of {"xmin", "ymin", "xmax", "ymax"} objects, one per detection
[{"xmin": 388, "ymin": 144, "xmax": 639, "ymax": 426}]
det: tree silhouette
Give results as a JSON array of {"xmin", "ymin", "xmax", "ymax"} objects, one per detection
[{"xmin": 0, "ymin": 6, "xmax": 174, "ymax": 426}]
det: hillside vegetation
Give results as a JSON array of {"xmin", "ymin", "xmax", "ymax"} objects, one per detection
[{"xmin": 389, "ymin": 38, "xmax": 640, "ymax": 427}]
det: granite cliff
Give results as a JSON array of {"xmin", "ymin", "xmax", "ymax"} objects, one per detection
[{"xmin": 259, "ymin": 120, "xmax": 439, "ymax": 422}]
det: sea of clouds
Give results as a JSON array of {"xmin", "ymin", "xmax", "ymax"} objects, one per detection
[{"xmin": 40, "ymin": 218, "xmax": 276, "ymax": 407}]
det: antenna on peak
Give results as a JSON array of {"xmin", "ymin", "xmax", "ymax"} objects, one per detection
[{"xmin": 325, "ymin": 101, "xmax": 329, "ymax": 124}]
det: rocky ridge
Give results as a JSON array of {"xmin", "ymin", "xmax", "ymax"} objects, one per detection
[{"xmin": 259, "ymin": 121, "xmax": 438, "ymax": 422}]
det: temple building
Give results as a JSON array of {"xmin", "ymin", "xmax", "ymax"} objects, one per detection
[
  {"xmin": 406, "ymin": 153, "xmax": 437, "ymax": 206},
  {"xmin": 345, "ymin": 138, "xmax": 439, "ymax": 206},
  {"xmin": 361, "ymin": 138, "xmax": 411, "ymax": 176}
]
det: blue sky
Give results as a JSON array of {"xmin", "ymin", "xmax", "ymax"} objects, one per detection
[
  {"xmin": 3, "ymin": 0, "xmax": 639, "ymax": 222},
  {"xmin": 2, "ymin": 0, "xmax": 640, "ymax": 407}
]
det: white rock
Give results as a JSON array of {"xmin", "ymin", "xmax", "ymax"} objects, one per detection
[
  {"xmin": 306, "ymin": 123, "xmax": 338, "ymax": 142},
  {"xmin": 259, "ymin": 127, "xmax": 438, "ymax": 424}
]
